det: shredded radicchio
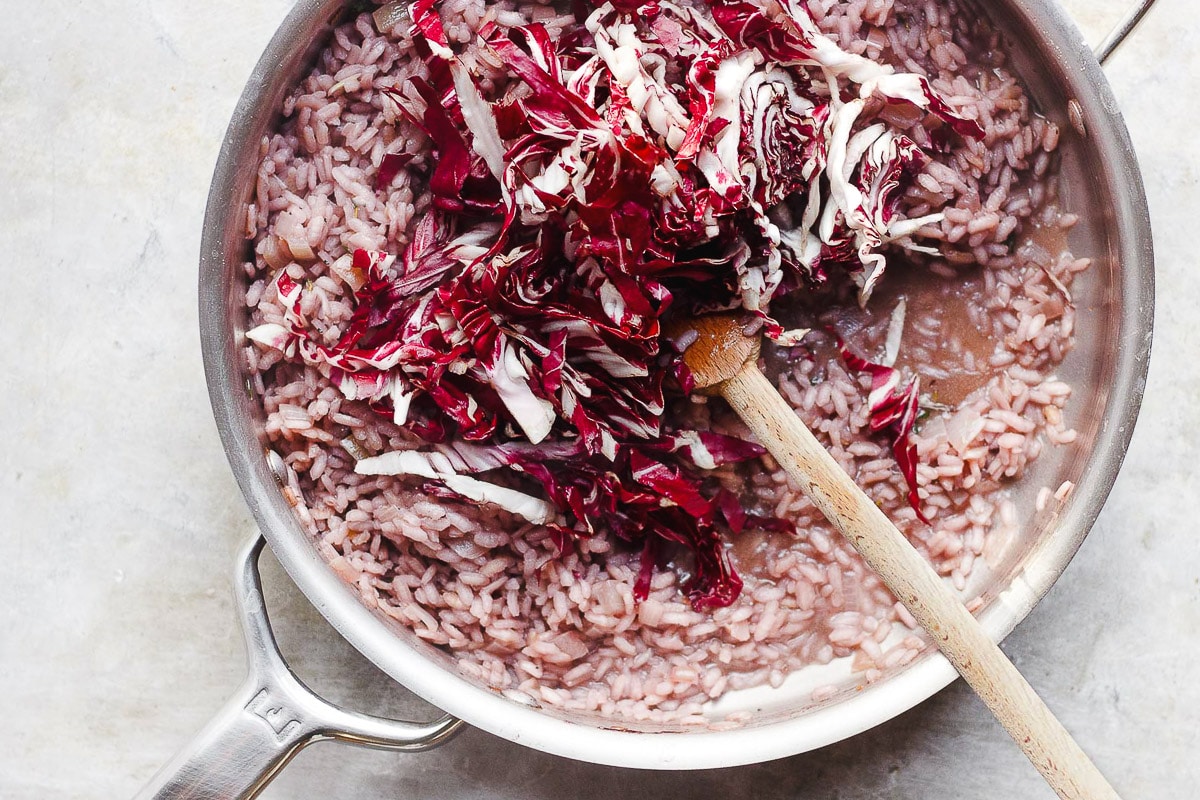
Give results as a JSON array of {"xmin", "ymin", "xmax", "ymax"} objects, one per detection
[
  {"xmin": 837, "ymin": 340, "xmax": 928, "ymax": 524},
  {"xmin": 249, "ymin": 0, "xmax": 978, "ymax": 608}
]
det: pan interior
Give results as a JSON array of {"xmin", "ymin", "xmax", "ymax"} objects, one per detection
[{"xmin": 200, "ymin": 0, "xmax": 1151, "ymax": 767}]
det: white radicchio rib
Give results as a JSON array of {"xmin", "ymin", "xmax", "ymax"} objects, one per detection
[{"xmin": 353, "ymin": 441, "xmax": 580, "ymax": 525}]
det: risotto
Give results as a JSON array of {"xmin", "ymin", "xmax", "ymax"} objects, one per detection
[{"xmin": 241, "ymin": 0, "xmax": 1087, "ymax": 724}]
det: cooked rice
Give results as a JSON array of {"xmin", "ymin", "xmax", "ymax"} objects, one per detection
[{"xmin": 242, "ymin": 0, "xmax": 1087, "ymax": 724}]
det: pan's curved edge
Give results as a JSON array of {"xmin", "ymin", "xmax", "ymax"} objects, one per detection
[{"xmin": 198, "ymin": 0, "xmax": 1153, "ymax": 771}]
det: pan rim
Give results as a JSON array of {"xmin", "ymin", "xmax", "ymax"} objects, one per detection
[{"xmin": 198, "ymin": 0, "xmax": 1153, "ymax": 770}]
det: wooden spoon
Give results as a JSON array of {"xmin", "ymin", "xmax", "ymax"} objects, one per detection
[{"xmin": 675, "ymin": 313, "xmax": 1119, "ymax": 800}]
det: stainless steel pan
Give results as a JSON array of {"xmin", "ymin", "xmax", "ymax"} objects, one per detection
[{"xmin": 139, "ymin": 0, "xmax": 1156, "ymax": 795}]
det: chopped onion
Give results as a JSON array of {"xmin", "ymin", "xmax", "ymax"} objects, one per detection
[{"xmin": 372, "ymin": 1, "xmax": 407, "ymax": 33}]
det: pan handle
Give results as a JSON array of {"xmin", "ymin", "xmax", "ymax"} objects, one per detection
[
  {"xmin": 134, "ymin": 535, "xmax": 464, "ymax": 800},
  {"xmin": 1095, "ymin": 0, "xmax": 1160, "ymax": 65}
]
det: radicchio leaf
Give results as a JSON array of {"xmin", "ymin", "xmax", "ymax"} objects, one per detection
[
  {"xmin": 376, "ymin": 152, "xmax": 415, "ymax": 191},
  {"xmin": 838, "ymin": 340, "xmax": 928, "ymax": 523}
]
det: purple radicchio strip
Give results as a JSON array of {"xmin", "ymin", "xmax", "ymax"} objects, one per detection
[{"xmin": 838, "ymin": 341, "xmax": 929, "ymax": 523}]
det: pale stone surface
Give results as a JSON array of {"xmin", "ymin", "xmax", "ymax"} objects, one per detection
[{"xmin": 1, "ymin": 1, "xmax": 1195, "ymax": 798}]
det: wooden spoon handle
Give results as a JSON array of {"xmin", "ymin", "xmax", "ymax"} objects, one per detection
[{"xmin": 721, "ymin": 363, "xmax": 1120, "ymax": 800}]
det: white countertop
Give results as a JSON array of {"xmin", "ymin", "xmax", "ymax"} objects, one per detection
[{"xmin": 2, "ymin": 1, "xmax": 1195, "ymax": 797}]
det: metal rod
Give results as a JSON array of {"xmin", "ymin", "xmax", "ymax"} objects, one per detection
[
  {"xmin": 134, "ymin": 536, "xmax": 463, "ymax": 800},
  {"xmin": 1096, "ymin": 0, "xmax": 1160, "ymax": 65}
]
